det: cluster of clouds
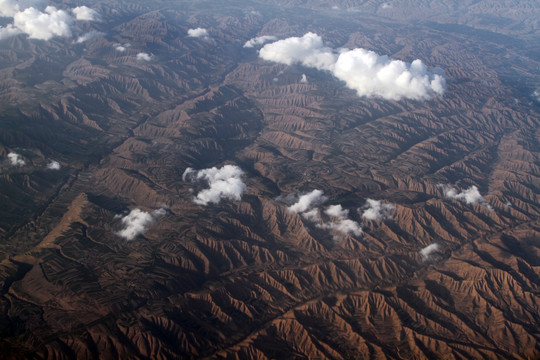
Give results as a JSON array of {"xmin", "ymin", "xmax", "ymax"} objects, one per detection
[
  {"xmin": 5, "ymin": 152, "xmax": 60, "ymax": 170},
  {"xmin": 187, "ymin": 27, "xmax": 209, "ymax": 39},
  {"xmin": 257, "ymin": 32, "xmax": 445, "ymax": 101},
  {"xmin": 0, "ymin": 1, "xmax": 101, "ymax": 41},
  {"xmin": 286, "ymin": 190, "xmax": 395, "ymax": 238},
  {"xmin": 243, "ymin": 35, "xmax": 277, "ymax": 48},
  {"xmin": 441, "ymin": 184, "xmax": 492, "ymax": 210},
  {"xmin": 117, "ymin": 208, "xmax": 166, "ymax": 240},
  {"xmin": 183, "ymin": 165, "xmax": 247, "ymax": 206}
]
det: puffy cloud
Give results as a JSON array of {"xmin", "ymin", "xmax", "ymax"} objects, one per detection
[
  {"xmin": 117, "ymin": 208, "xmax": 166, "ymax": 240},
  {"xmin": 533, "ymin": 89, "xmax": 540, "ymax": 102},
  {"xmin": 75, "ymin": 30, "xmax": 104, "ymax": 43},
  {"xmin": 0, "ymin": 3, "xmax": 101, "ymax": 41},
  {"xmin": 300, "ymin": 73, "xmax": 308, "ymax": 84},
  {"xmin": 13, "ymin": 6, "xmax": 74, "ymax": 40},
  {"xmin": 319, "ymin": 204, "xmax": 362, "ymax": 236},
  {"xmin": 286, "ymin": 192, "xmax": 362, "ymax": 237},
  {"xmin": 302, "ymin": 208, "xmax": 321, "ymax": 222},
  {"xmin": 243, "ymin": 35, "xmax": 277, "ymax": 48},
  {"xmin": 420, "ymin": 243, "xmax": 440, "ymax": 261},
  {"xmin": 7, "ymin": 152, "xmax": 25, "ymax": 166},
  {"xmin": 288, "ymin": 189, "xmax": 327, "ymax": 213},
  {"xmin": 114, "ymin": 42, "xmax": 130, "ymax": 52},
  {"xmin": 187, "ymin": 27, "xmax": 209, "ymax": 38},
  {"xmin": 72, "ymin": 5, "xmax": 100, "ymax": 21},
  {"xmin": 361, "ymin": 199, "xmax": 395, "ymax": 221},
  {"xmin": 259, "ymin": 32, "xmax": 445, "ymax": 101},
  {"xmin": 381, "ymin": 3, "xmax": 392, "ymax": 9},
  {"xmin": 183, "ymin": 165, "xmax": 246, "ymax": 205},
  {"xmin": 136, "ymin": 52, "xmax": 152, "ymax": 61},
  {"xmin": 46, "ymin": 160, "xmax": 60, "ymax": 170},
  {"xmin": 0, "ymin": 24, "xmax": 21, "ymax": 39},
  {"xmin": 443, "ymin": 185, "xmax": 492, "ymax": 210},
  {"xmin": 0, "ymin": 0, "xmax": 43, "ymax": 17}
]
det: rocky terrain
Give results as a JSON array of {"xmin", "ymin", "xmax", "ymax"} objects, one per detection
[{"xmin": 0, "ymin": 0, "xmax": 538, "ymax": 358}]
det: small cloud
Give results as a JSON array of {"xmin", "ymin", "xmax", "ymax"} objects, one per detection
[
  {"xmin": 136, "ymin": 52, "xmax": 152, "ymax": 61},
  {"xmin": 76, "ymin": 30, "xmax": 104, "ymax": 43},
  {"xmin": 532, "ymin": 89, "xmax": 540, "ymax": 102},
  {"xmin": 183, "ymin": 165, "xmax": 246, "ymax": 205},
  {"xmin": 0, "ymin": 24, "xmax": 21, "ymax": 39},
  {"xmin": 288, "ymin": 189, "xmax": 327, "ymax": 213},
  {"xmin": 187, "ymin": 27, "xmax": 209, "ymax": 39},
  {"xmin": 420, "ymin": 243, "xmax": 440, "ymax": 261},
  {"xmin": 46, "ymin": 160, "xmax": 60, "ymax": 170},
  {"xmin": 114, "ymin": 42, "xmax": 130, "ymax": 52},
  {"xmin": 325, "ymin": 204, "xmax": 348, "ymax": 218},
  {"xmin": 0, "ymin": 0, "xmax": 44, "ymax": 17},
  {"xmin": 381, "ymin": 3, "xmax": 392, "ymax": 9},
  {"xmin": 442, "ymin": 185, "xmax": 492, "ymax": 210},
  {"xmin": 361, "ymin": 199, "xmax": 395, "ymax": 221},
  {"xmin": 7, "ymin": 152, "xmax": 25, "ymax": 167},
  {"xmin": 302, "ymin": 208, "xmax": 321, "ymax": 222},
  {"xmin": 72, "ymin": 6, "xmax": 100, "ymax": 21},
  {"xmin": 259, "ymin": 32, "xmax": 445, "ymax": 101},
  {"xmin": 117, "ymin": 208, "xmax": 166, "ymax": 240},
  {"xmin": 243, "ymin": 35, "xmax": 278, "ymax": 48},
  {"xmin": 331, "ymin": 5, "xmax": 340, "ymax": 10},
  {"xmin": 319, "ymin": 204, "xmax": 362, "ymax": 236},
  {"xmin": 300, "ymin": 74, "xmax": 308, "ymax": 83}
]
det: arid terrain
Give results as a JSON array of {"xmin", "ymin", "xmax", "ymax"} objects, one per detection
[{"xmin": 0, "ymin": 0, "xmax": 539, "ymax": 359}]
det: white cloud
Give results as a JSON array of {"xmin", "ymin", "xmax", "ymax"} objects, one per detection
[
  {"xmin": 14, "ymin": 6, "xmax": 74, "ymax": 40},
  {"xmin": 0, "ymin": 0, "xmax": 43, "ymax": 17},
  {"xmin": 325, "ymin": 204, "xmax": 348, "ymax": 218},
  {"xmin": 243, "ymin": 35, "xmax": 277, "ymax": 48},
  {"xmin": 420, "ymin": 243, "xmax": 440, "ymax": 261},
  {"xmin": 0, "ymin": 3, "xmax": 100, "ymax": 41},
  {"xmin": 0, "ymin": 24, "xmax": 21, "ymax": 39},
  {"xmin": 183, "ymin": 165, "xmax": 246, "ymax": 205},
  {"xmin": 187, "ymin": 27, "xmax": 209, "ymax": 38},
  {"xmin": 319, "ymin": 204, "xmax": 362, "ymax": 236},
  {"xmin": 46, "ymin": 160, "xmax": 60, "ymax": 170},
  {"xmin": 443, "ymin": 185, "xmax": 492, "ymax": 210},
  {"xmin": 136, "ymin": 52, "xmax": 152, "ymax": 61},
  {"xmin": 361, "ymin": 199, "xmax": 395, "ymax": 221},
  {"xmin": 288, "ymin": 189, "xmax": 327, "ymax": 213},
  {"xmin": 286, "ymin": 192, "xmax": 362, "ymax": 237},
  {"xmin": 300, "ymin": 74, "xmax": 308, "ymax": 84},
  {"xmin": 533, "ymin": 89, "xmax": 540, "ymax": 102},
  {"xmin": 75, "ymin": 30, "xmax": 104, "ymax": 43},
  {"xmin": 7, "ymin": 152, "xmax": 25, "ymax": 166},
  {"xmin": 381, "ymin": 3, "xmax": 392, "ymax": 9},
  {"xmin": 114, "ymin": 42, "xmax": 130, "ymax": 52},
  {"xmin": 302, "ymin": 208, "xmax": 321, "ymax": 222},
  {"xmin": 117, "ymin": 208, "xmax": 165, "ymax": 240},
  {"xmin": 72, "ymin": 6, "xmax": 100, "ymax": 21},
  {"xmin": 259, "ymin": 32, "xmax": 445, "ymax": 101}
]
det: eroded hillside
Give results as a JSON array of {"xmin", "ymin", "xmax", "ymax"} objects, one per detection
[{"xmin": 0, "ymin": 0, "xmax": 538, "ymax": 359}]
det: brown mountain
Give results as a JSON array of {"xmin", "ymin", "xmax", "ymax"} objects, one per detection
[{"xmin": 0, "ymin": 0, "xmax": 538, "ymax": 358}]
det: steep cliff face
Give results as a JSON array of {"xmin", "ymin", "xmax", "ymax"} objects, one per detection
[{"xmin": 0, "ymin": 1, "xmax": 538, "ymax": 359}]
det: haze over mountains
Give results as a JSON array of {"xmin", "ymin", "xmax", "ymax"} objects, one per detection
[{"xmin": 0, "ymin": 0, "xmax": 538, "ymax": 358}]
